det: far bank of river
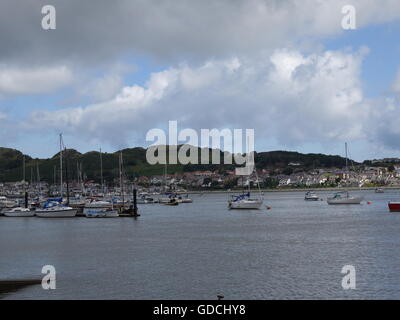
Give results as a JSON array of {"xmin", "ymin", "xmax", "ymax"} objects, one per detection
[{"xmin": 187, "ymin": 186, "xmax": 400, "ymax": 194}]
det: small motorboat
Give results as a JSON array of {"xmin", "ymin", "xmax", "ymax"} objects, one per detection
[
  {"xmin": 3, "ymin": 207, "xmax": 35, "ymax": 217},
  {"xmin": 176, "ymin": 195, "xmax": 193, "ymax": 203},
  {"xmin": 137, "ymin": 195, "xmax": 158, "ymax": 204},
  {"xmin": 164, "ymin": 199, "xmax": 179, "ymax": 206},
  {"xmin": 388, "ymin": 202, "xmax": 400, "ymax": 212},
  {"xmin": 304, "ymin": 191, "xmax": 319, "ymax": 201},
  {"xmin": 375, "ymin": 188, "xmax": 384, "ymax": 193},
  {"xmin": 158, "ymin": 193, "xmax": 178, "ymax": 204}
]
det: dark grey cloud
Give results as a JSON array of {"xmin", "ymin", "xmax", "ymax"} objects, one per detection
[{"xmin": 2, "ymin": 0, "xmax": 399, "ymax": 67}]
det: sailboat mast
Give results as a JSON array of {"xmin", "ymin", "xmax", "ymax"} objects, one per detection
[
  {"xmin": 53, "ymin": 165, "xmax": 56, "ymax": 186},
  {"xmin": 119, "ymin": 152, "xmax": 124, "ymax": 204},
  {"xmin": 164, "ymin": 162, "xmax": 167, "ymax": 192},
  {"xmin": 60, "ymin": 134, "xmax": 63, "ymax": 197},
  {"xmin": 100, "ymin": 148, "xmax": 104, "ymax": 194},
  {"xmin": 22, "ymin": 155, "xmax": 26, "ymax": 196},
  {"xmin": 23, "ymin": 155, "xmax": 25, "ymax": 182},
  {"xmin": 80, "ymin": 163, "xmax": 84, "ymax": 194},
  {"xmin": 345, "ymin": 142, "xmax": 348, "ymax": 172},
  {"xmin": 64, "ymin": 147, "xmax": 70, "ymax": 205},
  {"xmin": 36, "ymin": 161, "xmax": 41, "ymax": 195}
]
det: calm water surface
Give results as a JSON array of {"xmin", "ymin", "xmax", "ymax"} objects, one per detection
[{"xmin": 1, "ymin": 190, "xmax": 400, "ymax": 299}]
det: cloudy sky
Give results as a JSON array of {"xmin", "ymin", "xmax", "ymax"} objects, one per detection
[{"xmin": 1, "ymin": 0, "xmax": 400, "ymax": 161}]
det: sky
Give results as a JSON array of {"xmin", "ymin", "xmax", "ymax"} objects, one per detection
[{"xmin": 1, "ymin": 0, "xmax": 400, "ymax": 161}]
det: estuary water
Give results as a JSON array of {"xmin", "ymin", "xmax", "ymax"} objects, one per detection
[{"xmin": 1, "ymin": 190, "xmax": 400, "ymax": 300}]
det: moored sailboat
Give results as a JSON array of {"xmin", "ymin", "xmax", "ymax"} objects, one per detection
[
  {"xmin": 228, "ymin": 156, "xmax": 264, "ymax": 210},
  {"xmin": 327, "ymin": 191, "xmax": 363, "ymax": 205},
  {"xmin": 3, "ymin": 207, "xmax": 35, "ymax": 217},
  {"xmin": 228, "ymin": 192, "xmax": 263, "ymax": 209},
  {"xmin": 36, "ymin": 135, "xmax": 77, "ymax": 217},
  {"xmin": 327, "ymin": 143, "xmax": 363, "ymax": 205},
  {"xmin": 35, "ymin": 199, "xmax": 77, "ymax": 217}
]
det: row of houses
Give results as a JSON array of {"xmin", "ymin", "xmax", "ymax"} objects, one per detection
[{"xmin": 2, "ymin": 165, "xmax": 400, "ymax": 193}]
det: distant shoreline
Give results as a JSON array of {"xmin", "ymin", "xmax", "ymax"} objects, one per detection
[{"xmin": 187, "ymin": 186, "xmax": 400, "ymax": 194}]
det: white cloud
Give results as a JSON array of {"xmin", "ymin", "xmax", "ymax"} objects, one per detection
[
  {"xmin": 0, "ymin": 65, "xmax": 72, "ymax": 96},
  {"xmin": 79, "ymin": 73, "xmax": 124, "ymax": 102},
  {"xmin": 21, "ymin": 48, "xmax": 371, "ymax": 149}
]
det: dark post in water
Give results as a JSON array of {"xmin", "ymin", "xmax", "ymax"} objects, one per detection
[
  {"xmin": 24, "ymin": 191, "xmax": 28, "ymax": 209},
  {"xmin": 133, "ymin": 188, "xmax": 138, "ymax": 216}
]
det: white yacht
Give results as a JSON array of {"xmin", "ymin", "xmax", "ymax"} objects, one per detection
[
  {"xmin": 35, "ymin": 200, "xmax": 77, "ymax": 218},
  {"xmin": 228, "ymin": 193, "xmax": 263, "ymax": 209},
  {"xmin": 305, "ymin": 191, "xmax": 319, "ymax": 201},
  {"xmin": 327, "ymin": 143, "xmax": 363, "ymax": 205},
  {"xmin": 3, "ymin": 207, "xmax": 35, "ymax": 217},
  {"xmin": 327, "ymin": 191, "xmax": 363, "ymax": 205},
  {"xmin": 228, "ymin": 157, "xmax": 264, "ymax": 210}
]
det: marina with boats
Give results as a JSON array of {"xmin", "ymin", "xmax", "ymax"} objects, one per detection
[{"xmin": 1, "ymin": 139, "xmax": 400, "ymax": 216}]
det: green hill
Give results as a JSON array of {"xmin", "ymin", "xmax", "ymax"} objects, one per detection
[{"xmin": 0, "ymin": 146, "xmax": 353, "ymax": 183}]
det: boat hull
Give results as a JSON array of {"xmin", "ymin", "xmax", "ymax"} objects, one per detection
[
  {"xmin": 85, "ymin": 209, "xmax": 119, "ymax": 218},
  {"xmin": 177, "ymin": 199, "xmax": 193, "ymax": 203},
  {"xmin": 164, "ymin": 201, "xmax": 179, "ymax": 206},
  {"xmin": 327, "ymin": 197, "xmax": 363, "ymax": 205},
  {"xmin": 228, "ymin": 200, "xmax": 263, "ymax": 209},
  {"xmin": 388, "ymin": 202, "xmax": 400, "ymax": 212},
  {"xmin": 35, "ymin": 209, "xmax": 77, "ymax": 218},
  {"xmin": 3, "ymin": 210, "xmax": 35, "ymax": 217}
]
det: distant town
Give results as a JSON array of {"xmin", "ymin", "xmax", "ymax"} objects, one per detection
[{"xmin": 1, "ymin": 148, "xmax": 400, "ymax": 197}]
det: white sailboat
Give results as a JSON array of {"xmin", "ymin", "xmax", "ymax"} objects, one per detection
[
  {"xmin": 228, "ymin": 192, "xmax": 263, "ymax": 209},
  {"xmin": 3, "ymin": 207, "xmax": 35, "ymax": 217},
  {"xmin": 36, "ymin": 134, "xmax": 77, "ymax": 217},
  {"xmin": 327, "ymin": 143, "xmax": 363, "ymax": 205},
  {"xmin": 35, "ymin": 202, "xmax": 77, "ymax": 218},
  {"xmin": 228, "ymin": 160, "xmax": 263, "ymax": 210},
  {"xmin": 327, "ymin": 191, "xmax": 363, "ymax": 205}
]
